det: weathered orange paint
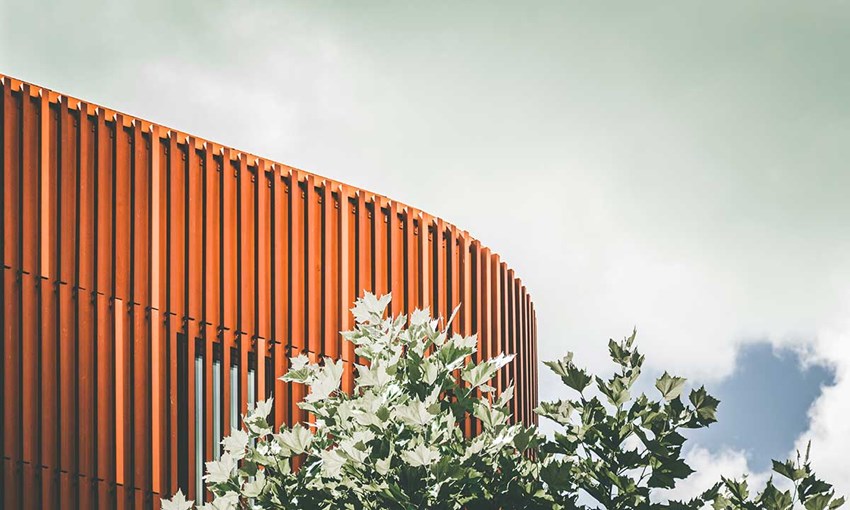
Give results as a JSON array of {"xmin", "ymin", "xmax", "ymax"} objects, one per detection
[{"xmin": 0, "ymin": 74, "xmax": 538, "ymax": 507}]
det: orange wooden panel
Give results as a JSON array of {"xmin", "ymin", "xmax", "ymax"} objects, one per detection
[
  {"xmin": 289, "ymin": 171, "xmax": 305, "ymax": 353},
  {"xmin": 21, "ymin": 274, "xmax": 38, "ymax": 467},
  {"xmin": 272, "ymin": 170, "xmax": 290, "ymax": 428},
  {"xmin": 418, "ymin": 213, "xmax": 432, "ymax": 311},
  {"xmin": 76, "ymin": 104, "xmax": 95, "ymax": 291},
  {"xmin": 132, "ymin": 122, "xmax": 150, "ymax": 308},
  {"xmin": 57, "ymin": 98, "xmax": 78, "ymax": 285},
  {"xmin": 388, "ymin": 201, "xmax": 403, "ymax": 316},
  {"xmin": 372, "ymin": 196, "xmax": 387, "ymax": 297},
  {"xmin": 77, "ymin": 288, "xmax": 96, "ymax": 502},
  {"xmin": 39, "ymin": 92, "xmax": 53, "ymax": 280},
  {"xmin": 168, "ymin": 325, "xmax": 179, "ymax": 495},
  {"xmin": 114, "ymin": 297, "xmax": 128, "ymax": 487},
  {"xmin": 95, "ymin": 294, "xmax": 116, "ymax": 493},
  {"xmin": 202, "ymin": 147, "xmax": 220, "ymax": 329},
  {"xmin": 435, "ymin": 218, "xmax": 447, "ymax": 322},
  {"xmin": 221, "ymin": 149, "xmax": 237, "ymax": 333},
  {"xmin": 490, "ymin": 253, "xmax": 502, "ymax": 392},
  {"xmin": 305, "ymin": 175, "xmax": 320, "ymax": 354},
  {"xmin": 404, "ymin": 210, "xmax": 418, "ymax": 314},
  {"xmin": 322, "ymin": 183, "xmax": 339, "ymax": 359},
  {"xmin": 221, "ymin": 330, "xmax": 234, "ymax": 440},
  {"xmin": 355, "ymin": 191, "xmax": 371, "ymax": 298},
  {"xmin": 448, "ymin": 226, "xmax": 460, "ymax": 331},
  {"xmin": 339, "ymin": 186, "xmax": 355, "ymax": 345},
  {"xmin": 58, "ymin": 283, "xmax": 78, "ymax": 505},
  {"xmin": 132, "ymin": 303, "xmax": 151, "ymax": 498},
  {"xmin": 256, "ymin": 162, "xmax": 271, "ymax": 343},
  {"xmin": 35, "ymin": 274, "xmax": 57, "ymax": 503},
  {"xmin": 94, "ymin": 109, "xmax": 113, "ymax": 295},
  {"xmin": 168, "ymin": 134, "xmax": 186, "ymax": 324},
  {"xmin": 151, "ymin": 309, "xmax": 167, "ymax": 495},
  {"xmin": 21, "ymin": 86, "xmax": 38, "ymax": 276},
  {"xmin": 1, "ymin": 79, "xmax": 20, "ymax": 270},
  {"xmin": 187, "ymin": 139, "xmax": 204, "ymax": 334},
  {"xmin": 237, "ymin": 155, "xmax": 255, "ymax": 340},
  {"xmin": 114, "ymin": 115, "xmax": 131, "ymax": 302}
]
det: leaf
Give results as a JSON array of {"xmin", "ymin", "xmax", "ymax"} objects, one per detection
[
  {"xmin": 655, "ymin": 372, "xmax": 687, "ymax": 401},
  {"xmin": 161, "ymin": 489, "xmax": 193, "ymax": 510},
  {"xmin": 689, "ymin": 386, "xmax": 720, "ymax": 424},
  {"xmin": 544, "ymin": 355, "xmax": 592, "ymax": 393},
  {"xmin": 401, "ymin": 444, "xmax": 440, "ymax": 467},
  {"xmin": 221, "ymin": 428, "xmax": 249, "ymax": 460},
  {"xmin": 204, "ymin": 453, "xmax": 236, "ymax": 484},
  {"xmin": 277, "ymin": 424, "xmax": 313, "ymax": 455}
]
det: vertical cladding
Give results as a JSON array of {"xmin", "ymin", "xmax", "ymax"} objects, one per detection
[{"xmin": 0, "ymin": 74, "xmax": 539, "ymax": 506}]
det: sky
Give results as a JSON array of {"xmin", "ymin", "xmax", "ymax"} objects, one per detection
[{"xmin": 2, "ymin": 0, "xmax": 849, "ymax": 498}]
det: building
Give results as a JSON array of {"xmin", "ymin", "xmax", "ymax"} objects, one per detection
[{"xmin": 0, "ymin": 74, "xmax": 537, "ymax": 509}]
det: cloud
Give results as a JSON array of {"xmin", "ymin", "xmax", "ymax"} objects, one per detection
[
  {"xmin": 656, "ymin": 446, "xmax": 769, "ymax": 504},
  {"xmin": 793, "ymin": 318, "xmax": 850, "ymax": 496}
]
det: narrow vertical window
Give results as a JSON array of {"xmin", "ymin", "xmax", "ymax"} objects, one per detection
[
  {"xmin": 177, "ymin": 333, "xmax": 189, "ymax": 492},
  {"xmin": 230, "ymin": 358, "xmax": 239, "ymax": 431},
  {"xmin": 195, "ymin": 352, "xmax": 204, "ymax": 499},
  {"xmin": 212, "ymin": 344, "xmax": 222, "ymax": 460}
]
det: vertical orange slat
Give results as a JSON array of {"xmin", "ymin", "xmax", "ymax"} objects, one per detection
[
  {"xmin": 37, "ymin": 272, "xmax": 56, "ymax": 507},
  {"xmin": 114, "ymin": 297, "xmax": 126, "ymax": 488},
  {"xmin": 132, "ymin": 121, "xmax": 153, "ymax": 501},
  {"xmin": 221, "ymin": 149, "xmax": 237, "ymax": 335},
  {"xmin": 388, "ymin": 201, "xmax": 403, "ymax": 316},
  {"xmin": 290, "ymin": 171, "xmax": 305, "ymax": 354},
  {"xmin": 339, "ymin": 186, "xmax": 356, "ymax": 393},
  {"xmin": 77, "ymin": 103, "xmax": 95, "ymax": 291},
  {"xmin": 448, "ymin": 227, "xmax": 459, "ymax": 330},
  {"xmin": 186, "ymin": 143, "xmax": 203, "ymax": 500},
  {"xmin": 167, "ymin": 133, "xmax": 187, "ymax": 496},
  {"xmin": 322, "ymin": 183, "xmax": 339, "ymax": 359},
  {"xmin": 237, "ymin": 156, "xmax": 254, "ymax": 418},
  {"xmin": 95, "ymin": 109, "xmax": 113, "ymax": 296},
  {"xmin": 21, "ymin": 274, "xmax": 38, "ymax": 467},
  {"xmin": 418, "ymin": 213, "xmax": 431, "ymax": 312},
  {"xmin": 404, "ymin": 209, "xmax": 418, "ymax": 314},
  {"xmin": 132, "ymin": 305, "xmax": 151, "ymax": 499},
  {"xmin": 131, "ymin": 122, "xmax": 150, "ymax": 307},
  {"xmin": 289, "ymin": 171, "xmax": 306, "ymax": 423},
  {"xmin": 237, "ymin": 156, "xmax": 255, "ymax": 340},
  {"xmin": 256, "ymin": 164, "xmax": 271, "ymax": 402},
  {"xmin": 372, "ymin": 196, "xmax": 387, "ymax": 298},
  {"xmin": 187, "ymin": 140, "xmax": 203, "ymax": 329},
  {"xmin": 168, "ymin": 134, "xmax": 186, "ymax": 324},
  {"xmin": 305, "ymin": 175, "xmax": 320, "ymax": 355},
  {"xmin": 355, "ymin": 191, "xmax": 371, "ymax": 298},
  {"xmin": 201, "ymin": 147, "xmax": 219, "ymax": 487},
  {"xmin": 271, "ymin": 169, "xmax": 289, "ymax": 428},
  {"xmin": 114, "ymin": 115, "xmax": 131, "ymax": 303},
  {"xmin": 95, "ymin": 275, "xmax": 115, "ymax": 505},
  {"xmin": 435, "ymin": 219, "xmax": 446, "ymax": 322},
  {"xmin": 2, "ymin": 268, "xmax": 21, "ymax": 508},
  {"xmin": 39, "ymin": 91, "xmax": 52, "ymax": 280},
  {"xmin": 59, "ymin": 283, "xmax": 78, "ymax": 503},
  {"xmin": 59, "ymin": 97, "xmax": 77, "ymax": 286},
  {"xmin": 21, "ymin": 86, "xmax": 37, "ymax": 276},
  {"xmin": 1, "ymin": 79, "xmax": 20, "ymax": 271},
  {"xmin": 78, "ymin": 285, "xmax": 96, "ymax": 506},
  {"xmin": 257, "ymin": 162, "xmax": 271, "ymax": 345},
  {"xmin": 490, "ymin": 253, "xmax": 501, "ymax": 392},
  {"xmin": 150, "ymin": 127, "xmax": 166, "ymax": 497}
]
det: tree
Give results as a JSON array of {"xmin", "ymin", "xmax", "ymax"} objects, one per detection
[{"xmin": 163, "ymin": 294, "xmax": 843, "ymax": 510}]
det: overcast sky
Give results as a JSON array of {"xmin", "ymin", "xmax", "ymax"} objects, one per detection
[{"xmin": 3, "ymin": 0, "xmax": 848, "ymax": 497}]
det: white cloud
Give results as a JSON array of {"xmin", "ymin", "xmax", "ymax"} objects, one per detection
[
  {"xmin": 793, "ymin": 317, "xmax": 850, "ymax": 497},
  {"xmin": 656, "ymin": 446, "xmax": 769, "ymax": 504}
]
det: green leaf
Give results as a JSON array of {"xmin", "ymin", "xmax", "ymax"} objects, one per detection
[{"xmin": 655, "ymin": 372, "xmax": 687, "ymax": 401}]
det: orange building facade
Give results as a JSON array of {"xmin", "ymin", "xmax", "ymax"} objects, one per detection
[{"xmin": 0, "ymin": 74, "xmax": 538, "ymax": 509}]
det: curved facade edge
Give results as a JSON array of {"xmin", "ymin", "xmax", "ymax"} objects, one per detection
[{"xmin": 0, "ymin": 73, "xmax": 537, "ymax": 506}]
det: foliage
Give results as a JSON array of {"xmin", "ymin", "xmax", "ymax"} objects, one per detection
[{"xmin": 163, "ymin": 294, "xmax": 843, "ymax": 510}]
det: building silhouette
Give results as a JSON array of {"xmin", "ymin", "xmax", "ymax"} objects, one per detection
[{"xmin": 0, "ymin": 74, "xmax": 537, "ymax": 509}]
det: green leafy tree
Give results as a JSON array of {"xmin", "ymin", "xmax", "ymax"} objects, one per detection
[{"xmin": 162, "ymin": 294, "xmax": 843, "ymax": 510}]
